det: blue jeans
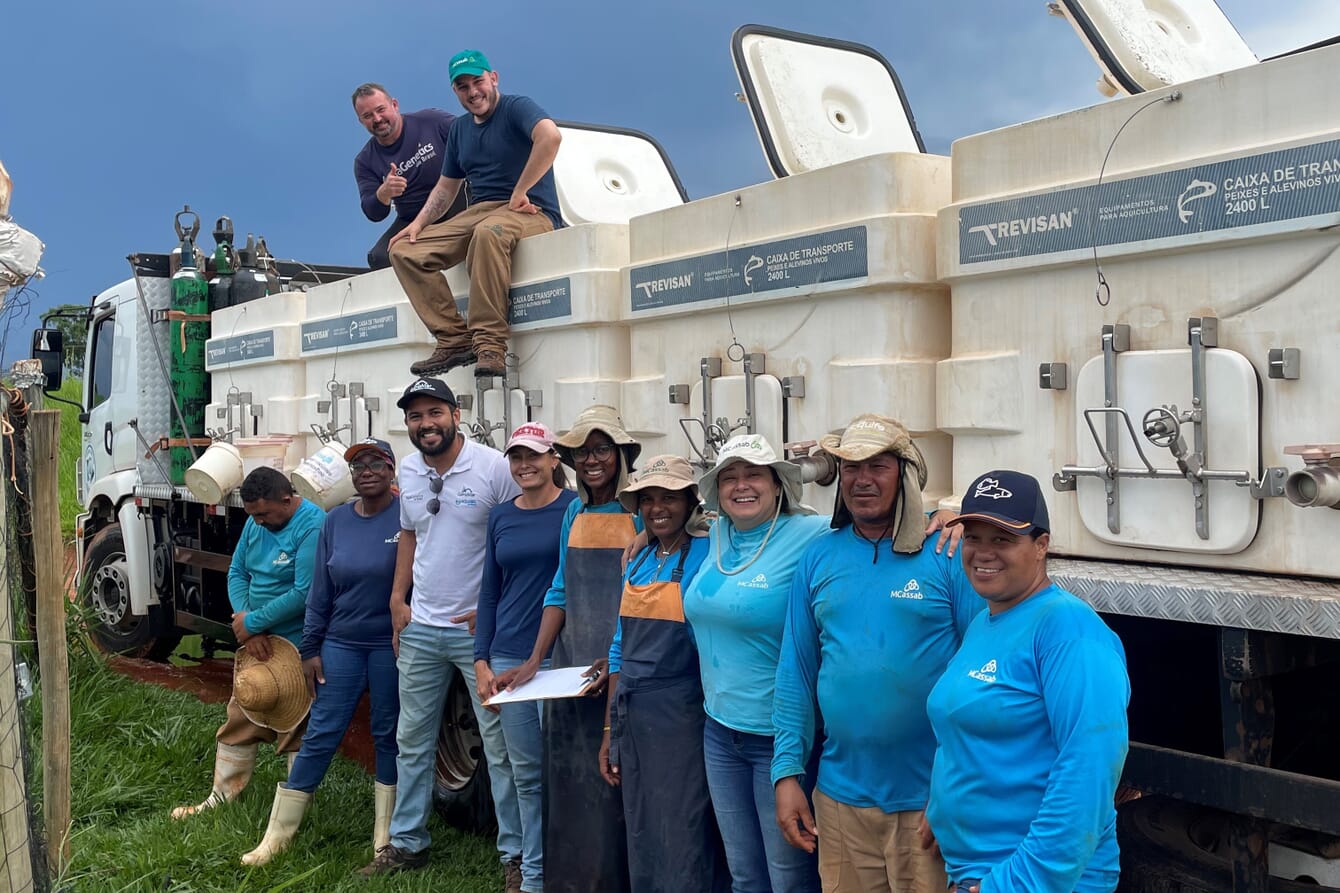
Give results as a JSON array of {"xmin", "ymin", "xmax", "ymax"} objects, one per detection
[
  {"xmin": 703, "ymin": 716, "xmax": 819, "ymax": 893},
  {"xmin": 389, "ymin": 621, "xmax": 520, "ymax": 859},
  {"xmin": 491, "ymin": 656, "xmax": 547, "ymax": 893},
  {"xmin": 286, "ymin": 639, "xmax": 399, "ymax": 792}
]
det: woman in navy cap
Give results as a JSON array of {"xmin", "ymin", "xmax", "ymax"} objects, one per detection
[
  {"xmin": 241, "ymin": 438, "xmax": 403, "ymax": 866},
  {"xmin": 922, "ymin": 470, "xmax": 1130, "ymax": 893}
]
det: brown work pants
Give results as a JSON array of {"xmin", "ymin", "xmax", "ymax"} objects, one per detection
[
  {"xmin": 814, "ymin": 790, "xmax": 947, "ymax": 893},
  {"xmin": 388, "ymin": 199, "xmax": 555, "ymax": 353},
  {"xmin": 215, "ymin": 695, "xmax": 306, "ymax": 753}
]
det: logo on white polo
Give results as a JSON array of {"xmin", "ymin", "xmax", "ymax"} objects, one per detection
[
  {"xmin": 891, "ymin": 579, "xmax": 924, "ymax": 600},
  {"xmin": 739, "ymin": 573, "xmax": 770, "ymax": 589},
  {"xmin": 968, "ymin": 659, "xmax": 998, "ymax": 683}
]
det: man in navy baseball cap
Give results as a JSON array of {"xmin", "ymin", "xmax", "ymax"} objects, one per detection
[
  {"xmin": 396, "ymin": 377, "xmax": 458, "ymax": 410},
  {"xmin": 948, "ymin": 469, "xmax": 1050, "ymax": 536}
]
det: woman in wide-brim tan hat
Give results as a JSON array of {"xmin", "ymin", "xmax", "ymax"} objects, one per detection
[
  {"xmin": 600, "ymin": 454, "xmax": 726, "ymax": 891},
  {"xmin": 494, "ymin": 404, "xmax": 642, "ymax": 892},
  {"xmin": 681, "ymin": 433, "xmax": 829, "ymax": 892}
]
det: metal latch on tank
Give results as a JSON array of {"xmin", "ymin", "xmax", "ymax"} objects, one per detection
[
  {"xmin": 1053, "ymin": 317, "xmax": 1286, "ymax": 540},
  {"xmin": 677, "ymin": 349, "xmax": 804, "ymax": 470},
  {"xmin": 312, "ymin": 380, "xmax": 380, "ymax": 447}
]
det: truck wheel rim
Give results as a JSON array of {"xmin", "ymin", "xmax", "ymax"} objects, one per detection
[{"xmin": 90, "ymin": 553, "xmax": 132, "ymax": 627}]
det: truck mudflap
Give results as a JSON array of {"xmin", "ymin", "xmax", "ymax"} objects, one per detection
[{"xmin": 1051, "ymin": 558, "xmax": 1340, "ymax": 640}]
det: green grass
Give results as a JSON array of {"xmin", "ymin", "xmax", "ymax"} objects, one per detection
[
  {"xmin": 52, "ymin": 377, "xmax": 83, "ymax": 539},
  {"xmin": 36, "ymin": 652, "xmax": 500, "ymax": 892}
]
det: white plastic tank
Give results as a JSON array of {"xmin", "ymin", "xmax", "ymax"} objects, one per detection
[
  {"xmin": 205, "ymin": 290, "xmax": 311, "ymax": 470},
  {"xmin": 622, "ymin": 28, "xmax": 951, "ymax": 512},
  {"xmin": 936, "ymin": 43, "xmax": 1340, "ymax": 577}
]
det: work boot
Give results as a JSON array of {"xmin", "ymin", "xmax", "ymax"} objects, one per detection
[
  {"xmin": 410, "ymin": 344, "xmax": 476, "ymax": 376},
  {"xmin": 171, "ymin": 742, "xmax": 258, "ymax": 819},
  {"xmin": 356, "ymin": 843, "xmax": 429, "ymax": 877},
  {"xmin": 474, "ymin": 348, "xmax": 507, "ymax": 378},
  {"xmin": 503, "ymin": 856, "xmax": 523, "ymax": 893},
  {"xmin": 372, "ymin": 781, "xmax": 396, "ymax": 853},
  {"xmin": 240, "ymin": 784, "xmax": 311, "ymax": 866}
]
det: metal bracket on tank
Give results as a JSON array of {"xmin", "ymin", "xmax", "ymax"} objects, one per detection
[{"xmin": 1055, "ymin": 317, "xmax": 1286, "ymax": 540}]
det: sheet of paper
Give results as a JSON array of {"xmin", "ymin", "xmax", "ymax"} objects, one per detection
[{"xmin": 483, "ymin": 665, "xmax": 598, "ymax": 706}]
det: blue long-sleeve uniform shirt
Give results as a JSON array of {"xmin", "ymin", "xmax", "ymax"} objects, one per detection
[
  {"xmin": 299, "ymin": 499, "xmax": 399, "ymax": 660},
  {"xmin": 926, "ymin": 584, "xmax": 1130, "ymax": 893},
  {"xmin": 608, "ymin": 536, "xmax": 710, "ymax": 675},
  {"xmin": 228, "ymin": 498, "xmax": 325, "ymax": 647},
  {"xmin": 681, "ymin": 512, "xmax": 830, "ymax": 735},
  {"xmin": 476, "ymin": 490, "xmax": 579, "ymax": 662},
  {"xmin": 771, "ymin": 527, "xmax": 983, "ymax": 812}
]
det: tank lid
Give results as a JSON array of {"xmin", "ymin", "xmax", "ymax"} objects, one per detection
[
  {"xmin": 731, "ymin": 24, "xmax": 923, "ymax": 178},
  {"xmin": 1054, "ymin": 0, "xmax": 1257, "ymax": 96},
  {"xmin": 552, "ymin": 122, "xmax": 688, "ymax": 225}
]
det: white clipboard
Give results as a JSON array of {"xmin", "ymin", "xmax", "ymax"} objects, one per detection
[{"xmin": 483, "ymin": 666, "xmax": 600, "ymax": 706}]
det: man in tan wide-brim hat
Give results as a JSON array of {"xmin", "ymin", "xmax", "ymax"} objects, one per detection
[
  {"xmin": 171, "ymin": 467, "xmax": 325, "ymax": 821},
  {"xmin": 772, "ymin": 413, "xmax": 981, "ymax": 893}
]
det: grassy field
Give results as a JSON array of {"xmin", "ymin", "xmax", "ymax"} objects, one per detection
[
  {"xmin": 51, "ymin": 377, "xmax": 82, "ymax": 539},
  {"xmin": 35, "ymin": 652, "xmax": 501, "ymax": 892}
]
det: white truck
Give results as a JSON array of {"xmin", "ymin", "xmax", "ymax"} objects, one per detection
[{"xmin": 59, "ymin": 5, "xmax": 1340, "ymax": 886}]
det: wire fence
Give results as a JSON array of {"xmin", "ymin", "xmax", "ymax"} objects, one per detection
[{"xmin": 0, "ymin": 386, "xmax": 48, "ymax": 892}]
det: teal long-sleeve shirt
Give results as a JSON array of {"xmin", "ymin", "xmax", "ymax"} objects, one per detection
[
  {"xmin": 926, "ymin": 584, "xmax": 1130, "ymax": 893},
  {"xmin": 542, "ymin": 498, "xmax": 641, "ymax": 610},
  {"xmin": 771, "ymin": 527, "xmax": 982, "ymax": 811},
  {"xmin": 227, "ymin": 498, "xmax": 325, "ymax": 646}
]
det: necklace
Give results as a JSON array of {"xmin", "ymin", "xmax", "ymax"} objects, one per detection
[
  {"xmin": 654, "ymin": 533, "xmax": 687, "ymax": 574},
  {"xmin": 715, "ymin": 496, "xmax": 784, "ymax": 576}
]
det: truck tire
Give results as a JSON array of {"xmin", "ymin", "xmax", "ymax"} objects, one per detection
[
  {"xmin": 1119, "ymin": 796, "xmax": 1340, "ymax": 891},
  {"xmin": 81, "ymin": 524, "xmax": 181, "ymax": 661},
  {"xmin": 432, "ymin": 666, "xmax": 497, "ymax": 835}
]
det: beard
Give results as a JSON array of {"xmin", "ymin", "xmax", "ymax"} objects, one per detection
[{"xmin": 410, "ymin": 420, "xmax": 458, "ymax": 457}]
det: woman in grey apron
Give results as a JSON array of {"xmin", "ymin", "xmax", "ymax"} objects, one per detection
[{"xmin": 495, "ymin": 405, "xmax": 640, "ymax": 892}]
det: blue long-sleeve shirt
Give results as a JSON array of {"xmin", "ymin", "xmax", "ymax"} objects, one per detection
[
  {"xmin": 227, "ymin": 498, "xmax": 325, "ymax": 646},
  {"xmin": 299, "ymin": 499, "xmax": 399, "ymax": 660},
  {"xmin": 771, "ymin": 527, "xmax": 983, "ymax": 812},
  {"xmin": 608, "ymin": 536, "xmax": 710, "ymax": 674},
  {"xmin": 543, "ymin": 499, "xmax": 641, "ymax": 610},
  {"xmin": 681, "ymin": 512, "xmax": 830, "ymax": 735},
  {"xmin": 476, "ymin": 490, "xmax": 579, "ymax": 662},
  {"xmin": 926, "ymin": 584, "xmax": 1130, "ymax": 893}
]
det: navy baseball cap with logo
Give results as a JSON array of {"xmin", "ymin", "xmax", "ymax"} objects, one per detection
[
  {"xmin": 948, "ymin": 469, "xmax": 1051, "ymax": 535},
  {"xmin": 397, "ymin": 377, "xmax": 458, "ymax": 410},
  {"xmin": 343, "ymin": 437, "xmax": 395, "ymax": 465}
]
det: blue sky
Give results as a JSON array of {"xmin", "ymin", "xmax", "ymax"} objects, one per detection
[{"xmin": 2, "ymin": 0, "xmax": 1336, "ymax": 365}]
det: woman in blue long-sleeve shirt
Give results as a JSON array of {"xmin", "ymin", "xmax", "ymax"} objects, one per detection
[{"xmin": 924, "ymin": 470, "xmax": 1130, "ymax": 893}]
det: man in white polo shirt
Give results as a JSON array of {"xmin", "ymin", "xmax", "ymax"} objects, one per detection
[{"xmin": 360, "ymin": 377, "xmax": 522, "ymax": 878}]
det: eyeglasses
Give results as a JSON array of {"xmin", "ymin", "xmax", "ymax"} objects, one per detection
[
  {"xmin": 572, "ymin": 444, "xmax": 616, "ymax": 462},
  {"xmin": 349, "ymin": 459, "xmax": 390, "ymax": 475},
  {"xmin": 426, "ymin": 474, "xmax": 443, "ymax": 515}
]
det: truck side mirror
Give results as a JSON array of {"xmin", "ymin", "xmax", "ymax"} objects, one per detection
[{"xmin": 31, "ymin": 328, "xmax": 63, "ymax": 391}]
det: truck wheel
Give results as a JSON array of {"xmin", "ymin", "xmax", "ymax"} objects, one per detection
[
  {"xmin": 432, "ymin": 666, "xmax": 497, "ymax": 835},
  {"xmin": 1119, "ymin": 796, "xmax": 1340, "ymax": 891},
  {"xmin": 81, "ymin": 525, "xmax": 181, "ymax": 661}
]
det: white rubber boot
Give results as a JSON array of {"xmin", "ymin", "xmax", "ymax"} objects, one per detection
[
  {"xmin": 240, "ymin": 784, "xmax": 312, "ymax": 866},
  {"xmin": 171, "ymin": 742, "xmax": 258, "ymax": 819},
  {"xmin": 373, "ymin": 782, "xmax": 396, "ymax": 853}
]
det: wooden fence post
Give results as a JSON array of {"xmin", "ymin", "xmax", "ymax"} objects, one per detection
[{"xmin": 29, "ymin": 409, "xmax": 68, "ymax": 875}]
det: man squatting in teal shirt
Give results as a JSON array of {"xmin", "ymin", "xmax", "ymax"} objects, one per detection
[
  {"xmin": 171, "ymin": 467, "xmax": 326, "ymax": 819},
  {"xmin": 772, "ymin": 414, "xmax": 982, "ymax": 892}
]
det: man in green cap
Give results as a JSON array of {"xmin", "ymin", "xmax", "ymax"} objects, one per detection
[{"xmin": 389, "ymin": 49, "xmax": 563, "ymax": 380}]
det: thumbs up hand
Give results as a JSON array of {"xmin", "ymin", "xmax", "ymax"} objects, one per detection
[{"xmin": 377, "ymin": 162, "xmax": 408, "ymax": 205}]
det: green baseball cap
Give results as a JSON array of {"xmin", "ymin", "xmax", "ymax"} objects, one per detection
[{"xmin": 449, "ymin": 50, "xmax": 492, "ymax": 82}]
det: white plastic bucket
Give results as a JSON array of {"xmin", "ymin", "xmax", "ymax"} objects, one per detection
[
  {"xmin": 184, "ymin": 441, "xmax": 244, "ymax": 504},
  {"xmin": 235, "ymin": 436, "xmax": 293, "ymax": 475},
  {"xmin": 290, "ymin": 443, "xmax": 357, "ymax": 510}
]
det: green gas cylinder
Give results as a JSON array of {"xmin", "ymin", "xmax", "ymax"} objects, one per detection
[{"xmin": 169, "ymin": 206, "xmax": 211, "ymax": 485}]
